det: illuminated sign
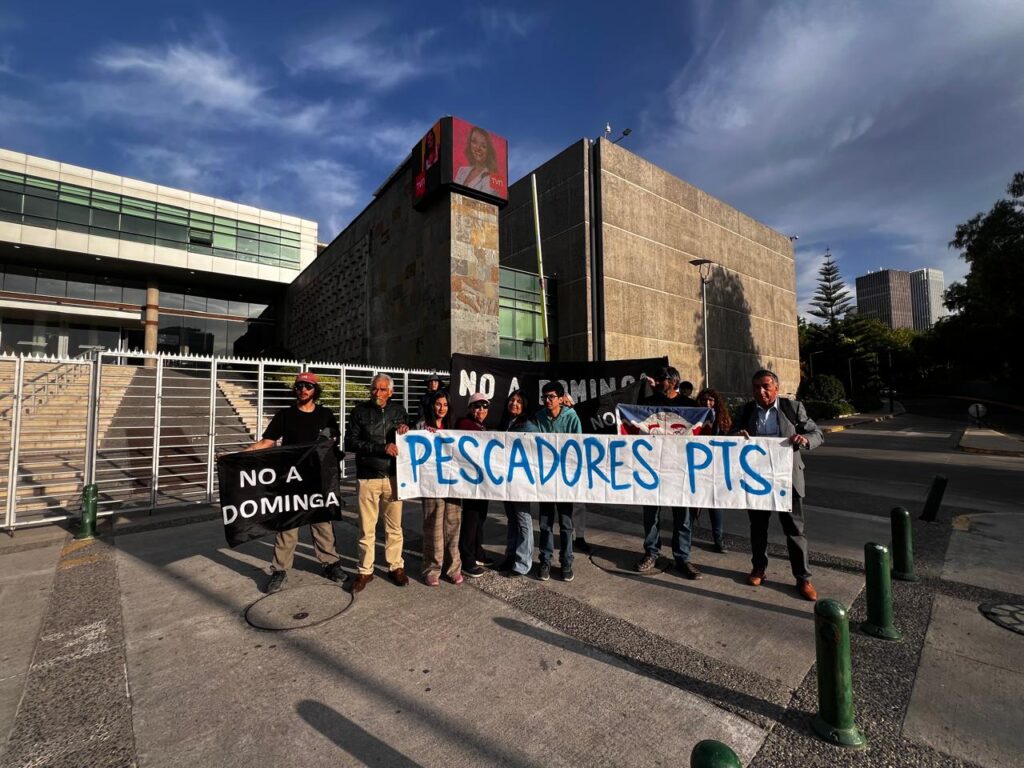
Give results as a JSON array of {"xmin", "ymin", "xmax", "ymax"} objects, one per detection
[{"xmin": 412, "ymin": 117, "xmax": 508, "ymax": 209}]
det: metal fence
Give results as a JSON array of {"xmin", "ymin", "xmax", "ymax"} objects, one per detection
[{"xmin": 0, "ymin": 351, "xmax": 442, "ymax": 531}]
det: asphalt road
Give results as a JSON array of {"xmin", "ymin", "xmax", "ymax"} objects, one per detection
[{"xmin": 805, "ymin": 412, "xmax": 1024, "ymax": 517}]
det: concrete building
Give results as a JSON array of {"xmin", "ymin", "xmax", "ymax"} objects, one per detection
[
  {"xmin": 855, "ymin": 269, "xmax": 914, "ymax": 330},
  {"xmin": 910, "ymin": 267, "xmax": 945, "ymax": 330},
  {"xmin": 0, "ymin": 148, "xmax": 317, "ymax": 358}
]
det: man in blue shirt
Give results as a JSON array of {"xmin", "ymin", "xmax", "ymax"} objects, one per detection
[{"xmin": 529, "ymin": 381, "xmax": 583, "ymax": 582}]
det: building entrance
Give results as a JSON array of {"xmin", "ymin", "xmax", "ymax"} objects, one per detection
[{"xmin": 0, "ymin": 317, "xmax": 139, "ymax": 356}]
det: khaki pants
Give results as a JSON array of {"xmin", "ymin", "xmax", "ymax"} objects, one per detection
[
  {"xmin": 271, "ymin": 522, "xmax": 340, "ymax": 572},
  {"xmin": 357, "ymin": 476, "xmax": 404, "ymax": 575},
  {"xmin": 422, "ymin": 498, "xmax": 462, "ymax": 578}
]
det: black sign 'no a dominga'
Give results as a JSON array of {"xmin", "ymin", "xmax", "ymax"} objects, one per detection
[{"xmin": 216, "ymin": 442, "xmax": 342, "ymax": 548}]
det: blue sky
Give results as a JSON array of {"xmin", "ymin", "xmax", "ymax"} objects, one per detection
[{"xmin": 2, "ymin": 1, "xmax": 1022, "ymax": 316}]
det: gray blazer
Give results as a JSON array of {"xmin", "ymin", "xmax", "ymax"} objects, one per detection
[{"xmin": 734, "ymin": 397, "xmax": 823, "ymax": 498}]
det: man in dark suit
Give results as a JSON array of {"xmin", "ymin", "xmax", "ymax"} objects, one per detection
[{"xmin": 733, "ymin": 369, "xmax": 823, "ymax": 601}]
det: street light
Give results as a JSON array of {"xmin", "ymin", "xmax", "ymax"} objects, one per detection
[{"xmin": 689, "ymin": 258, "xmax": 715, "ymax": 387}]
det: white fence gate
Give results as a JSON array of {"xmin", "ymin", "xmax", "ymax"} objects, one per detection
[{"xmin": 1, "ymin": 351, "xmax": 441, "ymax": 531}]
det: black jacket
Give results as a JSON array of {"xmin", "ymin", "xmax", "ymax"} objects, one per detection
[{"xmin": 344, "ymin": 399, "xmax": 410, "ymax": 479}]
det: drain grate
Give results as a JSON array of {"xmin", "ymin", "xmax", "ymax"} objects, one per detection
[{"xmin": 978, "ymin": 603, "xmax": 1024, "ymax": 636}]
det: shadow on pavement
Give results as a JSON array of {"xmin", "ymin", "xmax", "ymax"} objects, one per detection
[{"xmin": 296, "ymin": 700, "xmax": 425, "ymax": 768}]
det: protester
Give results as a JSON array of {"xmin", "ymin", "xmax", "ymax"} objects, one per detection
[
  {"xmin": 560, "ymin": 392, "xmax": 593, "ymax": 555},
  {"xmin": 678, "ymin": 380, "xmax": 698, "ymax": 406},
  {"xmin": 693, "ymin": 388, "xmax": 731, "ymax": 553},
  {"xmin": 636, "ymin": 365, "xmax": 701, "ymax": 579},
  {"xmin": 344, "ymin": 374, "xmax": 411, "ymax": 593},
  {"xmin": 417, "ymin": 375, "xmax": 444, "ymax": 421},
  {"xmin": 528, "ymin": 381, "xmax": 583, "ymax": 582},
  {"xmin": 243, "ymin": 372, "xmax": 345, "ymax": 593},
  {"xmin": 416, "ymin": 390, "xmax": 463, "ymax": 586},
  {"xmin": 455, "ymin": 393, "xmax": 492, "ymax": 577},
  {"xmin": 498, "ymin": 390, "xmax": 533, "ymax": 577},
  {"xmin": 732, "ymin": 369, "xmax": 824, "ymax": 601}
]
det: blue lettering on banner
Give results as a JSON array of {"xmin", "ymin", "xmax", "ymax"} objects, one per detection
[
  {"xmin": 483, "ymin": 438, "xmax": 504, "ymax": 485},
  {"xmin": 631, "ymin": 440, "xmax": 659, "ymax": 489},
  {"xmin": 406, "ymin": 434, "xmax": 432, "ymax": 483},
  {"xmin": 560, "ymin": 440, "xmax": 583, "ymax": 487},
  {"xmin": 457, "ymin": 435, "xmax": 483, "ymax": 484},
  {"xmin": 507, "ymin": 438, "xmax": 536, "ymax": 484},
  {"xmin": 584, "ymin": 437, "xmax": 609, "ymax": 489},
  {"xmin": 739, "ymin": 443, "xmax": 771, "ymax": 495},
  {"xmin": 709, "ymin": 439, "xmax": 737, "ymax": 491},
  {"xmin": 435, "ymin": 436, "xmax": 456, "ymax": 485},
  {"xmin": 535, "ymin": 436, "xmax": 559, "ymax": 484},
  {"xmin": 686, "ymin": 442, "xmax": 714, "ymax": 493},
  {"xmin": 608, "ymin": 439, "xmax": 629, "ymax": 491}
]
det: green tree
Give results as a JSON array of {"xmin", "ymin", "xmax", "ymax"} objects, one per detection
[
  {"xmin": 940, "ymin": 171, "xmax": 1024, "ymax": 381},
  {"xmin": 808, "ymin": 248, "xmax": 854, "ymax": 328}
]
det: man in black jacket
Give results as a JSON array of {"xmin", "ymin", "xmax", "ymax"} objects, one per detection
[
  {"xmin": 345, "ymin": 373, "xmax": 411, "ymax": 593},
  {"xmin": 244, "ymin": 372, "xmax": 345, "ymax": 594}
]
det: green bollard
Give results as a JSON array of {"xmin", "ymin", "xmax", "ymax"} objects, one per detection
[
  {"xmin": 861, "ymin": 543, "xmax": 902, "ymax": 641},
  {"xmin": 810, "ymin": 599, "xmax": 867, "ymax": 749},
  {"xmin": 890, "ymin": 506, "xmax": 919, "ymax": 582},
  {"xmin": 75, "ymin": 483, "xmax": 98, "ymax": 540},
  {"xmin": 690, "ymin": 740, "xmax": 743, "ymax": 768}
]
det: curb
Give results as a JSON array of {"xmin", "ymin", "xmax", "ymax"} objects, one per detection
[
  {"xmin": 820, "ymin": 412, "xmax": 897, "ymax": 434},
  {"xmin": 955, "ymin": 427, "xmax": 1024, "ymax": 458}
]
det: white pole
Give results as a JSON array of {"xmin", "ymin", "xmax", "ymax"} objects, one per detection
[{"xmin": 531, "ymin": 173, "xmax": 551, "ymax": 361}]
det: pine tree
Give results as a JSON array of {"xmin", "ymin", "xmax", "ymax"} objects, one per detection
[{"xmin": 808, "ymin": 249, "xmax": 853, "ymax": 328}]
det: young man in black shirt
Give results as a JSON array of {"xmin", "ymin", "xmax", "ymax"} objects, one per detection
[{"xmin": 244, "ymin": 372, "xmax": 346, "ymax": 593}]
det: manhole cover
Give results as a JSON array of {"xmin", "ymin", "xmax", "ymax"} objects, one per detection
[
  {"xmin": 245, "ymin": 584, "xmax": 354, "ymax": 631},
  {"xmin": 978, "ymin": 603, "xmax": 1024, "ymax": 636}
]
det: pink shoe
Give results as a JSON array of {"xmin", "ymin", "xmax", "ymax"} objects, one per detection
[
  {"xmin": 425, "ymin": 574, "xmax": 440, "ymax": 587},
  {"xmin": 450, "ymin": 571, "xmax": 464, "ymax": 585}
]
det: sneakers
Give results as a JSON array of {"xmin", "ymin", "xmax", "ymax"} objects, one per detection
[
  {"xmin": 265, "ymin": 570, "xmax": 287, "ymax": 593},
  {"xmin": 636, "ymin": 554, "xmax": 658, "ymax": 573},
  {"xmin": 389, "ymin": 568, "xmax": 409, "ymax": 587},
  {"xmin": 676, "ymin": 561, "xmax": 702, "ymax": 580},
  {"xmin": 505, "ymin": 569, "xmax": 524, "ymax": 579},
  {"xmin": 323, "ymin": 561, "xmax": 347, "ymax": 584},
  {"xmin": 476, "ymin": 555, "xmax": 496, "ymax": 567},
  {"xmin": 538, "ymin": 563, "xmax": 551, "ymax": 581},
  {"xmin": 713, "ymin": 537, "xmax": 728, "ymax": 554},
  {"xmin": 797, "ymin": 579, "xmax": 818, "ymax": 601},
  {"xmin": 748, "ymin": 569, "xmax": 766, "ymax": 587},
  {"xmin": 562, "ymin": 565, "xmax": 575, "ymax": 582},
  {"xmin": 449, "ymin": 571, "xmax": 464, "ymax": 585},
  {"xmin": 464, "ymin": 565, "xmax": 486, "ymax": 578},
  {"xmin": 574, "ymin": 537, "xmax": 592, "ymax": 554},
  {"xmin": 425, "ymin": 573, "xmax": 440, "ymax": 587}
]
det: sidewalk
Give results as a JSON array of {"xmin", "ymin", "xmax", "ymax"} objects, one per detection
[
  {"xmin": 957, "ymin": 426, "xmax": 1024, "ymax": 457},
  {"xmin": 815, "ymin": 402, "xmax": 904, "ymax": 434}
]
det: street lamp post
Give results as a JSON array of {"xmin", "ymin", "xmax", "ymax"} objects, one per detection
[{"xmin": 689, "ymin": 259, "xmax": 714, "ymax": 387}]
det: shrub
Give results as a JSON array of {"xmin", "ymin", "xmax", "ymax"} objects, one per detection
[
  {"xmin": 803, "ymin": 399, "xmax": 855, "ymax": 420},
  {"xmin": 803, "ymin": 374, "xmax": 846, "ymax": 404}
]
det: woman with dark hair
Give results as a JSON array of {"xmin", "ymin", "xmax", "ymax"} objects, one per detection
[
  {"xmin": 416, "ymin": 390, "xmax": 463, "ymax": 586},
  {"xmin": 455, "ymin": 392, "xmax": 492, "ymax": 577},
  {"xmin": 498, "ymin": 389, "xmax": 534, "ymax": 577},
  {"xmin": 694, "ymin": 388, "xmax": 731, "ymax": 553},
  {"xmin": 454, "ymin": 126, "xmax": 499, "ymax": 193}
]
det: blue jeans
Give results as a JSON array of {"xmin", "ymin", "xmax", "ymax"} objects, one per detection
[
  {"xmin": 695, "ymin": 508, "xmax": 725, "ymax": 540},
  {"xmin": 504, "ymin": 501, "xmax": 533, "ymax": 575},
  {"xmin": 642, "ymin": 505, "xmax": 693, "ymax": 564},
  {"xmin": 539, "ymin": 502, "xmax": 574, "ymax": 567}
]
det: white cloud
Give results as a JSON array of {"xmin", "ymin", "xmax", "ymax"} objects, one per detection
[
  {"xmin": 645, "ymin": 0, "xmax": 1024, "ymax": 304},
  {"xmin": 475, "ymin": 8, "xmax": 540, "ymax": 37}
]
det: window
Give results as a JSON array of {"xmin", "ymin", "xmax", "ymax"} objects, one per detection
[
  {"xmin": 23, "ymin": 194, "xmax": 58, "ymax": 220},
  {"xmin": 122, "ymin": 284, "xmax": 146, "ymax": 306},
  {"xmin": 94, "ymin": 281, "xmax": 123, "ymax": 303},
  {"xmin": 189, "ymin": 229, "xmax": 213, "ymax": 246},
  {"xmin": 155, "ymin": 221, "xmax": 188, "ymax": 243},
  {"xmin": 36, "ymin": 270, "xmax": 66, "ymax": 297},
  {"xmin": 90, "ymin": 208, "xmax": 119, "ymax": 231},
  {"xmin": 66, "ymin": 274, "xmax": 96, "ymax": 301},
  {"xmin": 3, "ymin": 266, "xmax": 36, "ymax": 293},
  {"xmin": 58, "ymin": 201, "xmax": 91, "ymax": 227},
  {"xmin": 121, "ymin": 214, "xmax": 155, "ymax": 238},
  {"xmin": 0, "ymin": 190, "xmax": 22, "ymax": 214}
]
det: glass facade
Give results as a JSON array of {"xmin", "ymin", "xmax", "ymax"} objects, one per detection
[
  {"xmin": 0, "ymin": 169, "xmax": 302, "ymax": 270},
  {"xmin": 499, "ymin": 267, "xmax": 556, "ymax": 361}
]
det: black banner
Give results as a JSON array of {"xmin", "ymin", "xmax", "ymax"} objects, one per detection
[
  {"xmin": 448, "ymin": 353, "xmax": 666, "ymax": 429},
  {"xmin": 573, "ymin": 379, "xmax": 646, "ymax": 434},
  {"xmin": 216, "ymin": 442, "xmax": 342, "ymax": 548}
]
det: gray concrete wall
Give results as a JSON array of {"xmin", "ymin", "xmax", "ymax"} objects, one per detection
[
  {"xmin": 285, "ymin": 162, "xmax": 499, "ymax": 369},
  {"xmin": 500, "ymin": 141, "xmax": 592, "ymax": 361},
  {"xmin": 597, "ymin": 140, "xmax": 798, "ymax": 396}
]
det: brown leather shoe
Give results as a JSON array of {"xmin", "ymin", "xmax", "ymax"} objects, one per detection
[
  {"xmin": 349, "ymin": 573, "xmax": 374, "ymax": 593},
  {"xmin": 797, "ymin": 579, "xmax": 817, "ymax": 601},
  {"xmin": 389, "ymin": 568, "xmax": 409, "ymax": 587},
  {"xmin": 748, "ymin": 569, "xmax": 766, "ymax": 587}
]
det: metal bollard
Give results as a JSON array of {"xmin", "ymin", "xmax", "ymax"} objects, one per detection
[
  {"xmin": 861, "ymin": 543, "xmax": 902, "ymax": 641},
  {"xmin": 75, "ymin": 483, "xmax": 98, "ymax": 540},
  {"xmin": 890, "ymin": 506, "xmax": 919, "ymax": 582},
  {"xmin": 810, "ymin": 599, "xmax": 867, "ymax": 749},
  {"xmin": 690, "ymin": 740, "xmax": 742, "ymax": 768},
  {"xmin": 919, "ymin": 474, "xmax": 948, "ymax": 522}
]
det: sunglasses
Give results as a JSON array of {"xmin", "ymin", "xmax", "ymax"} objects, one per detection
[
  {"xmin": 470, "ymin": 402, "xmax": 489, "ymax": 409},
  {"xmin": 294, "ymin": 382, "xmax": 315, "ymax": 391}
]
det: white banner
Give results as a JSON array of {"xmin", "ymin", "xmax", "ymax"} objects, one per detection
[{"xmin": 396, "ymin": 431, "xmax": 794, "ymax": 511}]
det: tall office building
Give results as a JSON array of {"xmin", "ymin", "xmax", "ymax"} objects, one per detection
[
  {"xmin": 854, "ymin": 269, "xmax": 914, "ymax": 329},
  {"xmin": 910, "ymin": 268, "xmax": 944, "ymax": 330}
]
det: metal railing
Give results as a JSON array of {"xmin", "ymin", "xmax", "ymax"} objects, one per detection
[{"xmin": 1, "ymin": 350, "xmax": 442, "ymax": 531}]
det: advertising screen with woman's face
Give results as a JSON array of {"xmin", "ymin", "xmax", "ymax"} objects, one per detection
[{"xmin": 451, "ymin": 118, "xmax": 508, "ymax": 202}]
